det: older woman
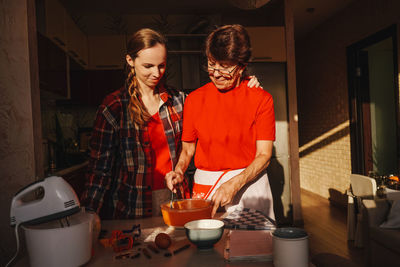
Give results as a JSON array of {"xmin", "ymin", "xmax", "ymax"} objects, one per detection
[{"xmin": 166, "ymin": 24, "xmax": 276, "ymax": 219}]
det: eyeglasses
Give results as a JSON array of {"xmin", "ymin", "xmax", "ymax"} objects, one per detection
[{"xmin": 206, "ymin": 64, "xmax": 238, "ymax": 78}]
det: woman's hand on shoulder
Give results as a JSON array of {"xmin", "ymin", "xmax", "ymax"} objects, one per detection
[{"xmin": 247, "ymin": 75, "xmax": 262, "ymax": 88}]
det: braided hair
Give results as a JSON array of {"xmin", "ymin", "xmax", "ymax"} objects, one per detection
[{"xmin": 125, "ymin": 28, "xmax": 167, "ymax": 126}]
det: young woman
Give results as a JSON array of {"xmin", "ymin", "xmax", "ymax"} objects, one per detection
[
  {"xmin": 81, "ymin": 29, "xmax": 189, "ymax": 219},
  {"xmin": 166, "ymin": 25, "xmax": 276, "ymax": 219}
]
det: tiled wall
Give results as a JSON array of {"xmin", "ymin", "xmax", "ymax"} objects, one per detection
[
  {"xmin": 296, "ymin": 0, "xmax": 400, "ymax": 204},
  {"xmin": 40, "ymin": 99, "xmax": 97, "ymax": 171}
]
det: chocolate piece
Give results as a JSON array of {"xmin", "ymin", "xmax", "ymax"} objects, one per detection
[
  {"xmin": 114, "ymin": 252, "xmax": 130, "ymax": 260},
  {"xmin": 173, "ymin": 244, "xmax": 190, "ymax": 255},
  {"xmin": 155, "ymin": 233, "xmax": 172, "ymax": 249},
  {"xmin": 131, "ymin": 252, "xmax": 141, "ymax": 259},
  {"xmin": 147, "ymin": 244, "xmax": 160, "ymax": 254},
  {"xmin": 142, "ymin": 248, "xmax": 152, "ymax": 259}
]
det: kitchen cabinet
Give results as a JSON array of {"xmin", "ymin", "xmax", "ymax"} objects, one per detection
[
  {"xmin": 37, "ymin": 0, "xmax": 88, "ymax": 68},
  {"xmin": 37, "ymin": 32, "xmax": 68, "ymax": 97},
  {"xmin": 70, "ymin": 67, "xmax": 124, "ymax": 106},
  {"xmin": 38, "ymin": 34, "xmax": 124, "ymax": 106},
  {"xmin": 246, "ymin": 26, "xmax": 286, "ymax": 62},
  {"xmin": 88, "ymin": 35, "xmax": 127, "ymax": 69},
  {"xmin": 43, "ymin": 0, "xmax": 67, "ymax": 49},
  {"xmin": 166, "ymin": 34, "xmax": 206, "ymax": 53},
  {"xmin": 165, "ymin": 34, "xmax": 208, "ymax": 92},
  {"xmin": 70, "ymin": 57, "xmax": 90, "ymax": 104},
  {"xmin": 65, "ymin": 14, "xmax": 88, "ymax": 67}
]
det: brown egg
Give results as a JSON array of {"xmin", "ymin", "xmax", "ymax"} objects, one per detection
[{"xmin": 155, "ymin": 233, "xmax": 172, "ymax": 249}]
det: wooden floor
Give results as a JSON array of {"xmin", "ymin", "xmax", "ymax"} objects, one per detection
[{"xmin": 301, "ymin": 189, "xmax": 364, "ymax": 266}]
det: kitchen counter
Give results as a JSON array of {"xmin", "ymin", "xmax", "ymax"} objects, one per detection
[
  {"xmin": 90, "ymin": 216, "xmax": 275, "ymax": 267},
  {"xmin": 16, "ymin": 215, "xmax": 275, "ymax": 267},
  {"xmin": 53, "ymin": 160, "xmax": 89, "ymax": 177}
]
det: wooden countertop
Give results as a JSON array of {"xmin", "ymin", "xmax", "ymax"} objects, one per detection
[
  {"xmin": 53, "ymin": 161, "xmax": 89, "ymax": 176},
  {"xmin": 88, "ymin": 216, "xmax": 274, "ymax": 267},
  {"xmin": 16, "ymin": 215, "xmax": 275, "ymax": 267}
]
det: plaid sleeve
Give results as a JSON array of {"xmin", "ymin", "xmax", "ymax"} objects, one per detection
[{"xmin": 80, "ymin": 103, "xmax": 119, "ymax": 213}]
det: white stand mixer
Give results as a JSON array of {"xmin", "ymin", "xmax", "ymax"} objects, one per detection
[
  {"xmin": 7, "ymin": 176, "xmax": 95, "ymax": 267},
  {"xmin": 10, "ymin": 176, "xmax": 80, "ymax": 226}
]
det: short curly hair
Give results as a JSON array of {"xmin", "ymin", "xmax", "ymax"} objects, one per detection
[{"xmin": 205, "ymin": 24, "xmax": 251, "ymax": 66}]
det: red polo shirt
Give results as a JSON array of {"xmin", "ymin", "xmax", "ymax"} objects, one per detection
[{"xmin": 182, "ymin": 81, "xmax": 275, "ymax": 171}]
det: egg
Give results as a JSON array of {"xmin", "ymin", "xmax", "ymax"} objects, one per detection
[{"xmin": 155, "ymin": 233, "xmax": 172, "ymax": 249}]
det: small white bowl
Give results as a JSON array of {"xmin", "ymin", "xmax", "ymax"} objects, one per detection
[{"xmin": 184, "ymin": 219, "xmax": 224, "ymax": 249}]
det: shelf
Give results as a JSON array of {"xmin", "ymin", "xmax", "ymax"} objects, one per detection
[
  {"xmin": 169, "ymin": 50, "xmax": 203, "ymax": 54},
  {"xmin": 166, "ymin": 34, "xmax": 207, "ymax": 38}
]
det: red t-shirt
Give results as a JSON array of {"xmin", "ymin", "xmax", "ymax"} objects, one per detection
[
  {"xmin": 147, "ymin": 113, "xmax": 172, "ymax": 190},
  {"xmin": 182, "ymin": 81, "xmax": 275, "ymax": 171}
]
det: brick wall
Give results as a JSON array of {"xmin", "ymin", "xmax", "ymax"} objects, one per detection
[{"xmin": 296, "ymin": 0, "xmax": 400, "ymax": 202}]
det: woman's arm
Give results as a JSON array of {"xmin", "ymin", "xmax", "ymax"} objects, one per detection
[
  {"xmin": 165, "ymin": 141, "xmax": 196, "ymax": 192},
  {"xmin": 210, "ymin": 140, "xmax": 273, "ymax": 217}
]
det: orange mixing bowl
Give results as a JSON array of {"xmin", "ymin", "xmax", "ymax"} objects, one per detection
[{"xmin": 160, "ymin": 199, "xmax": 212, "ymax": 227}]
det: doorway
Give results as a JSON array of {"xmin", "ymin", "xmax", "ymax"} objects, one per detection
[{"xmin": 347, "ymin": 25, "xmax": 399, "ymax": 176}]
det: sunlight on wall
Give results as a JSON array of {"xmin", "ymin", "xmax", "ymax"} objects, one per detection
[
  {"xmin": 299, "ymin": 120, "xmax": 350, "ymax": 154},
  {"xmin": 299, "ymin": 120, "xmax": 352, "ymax": 200}
]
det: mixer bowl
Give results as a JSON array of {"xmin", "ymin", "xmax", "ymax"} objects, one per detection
[
  {"xmin": 22, "ymin": 210, "xmax": 93, "ymax": 267},
  {"xmin": 160, "ymin": 199, "xmax": 212, "ymax": 227}
]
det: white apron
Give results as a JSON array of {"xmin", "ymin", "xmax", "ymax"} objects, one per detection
[{"xmin": 192, "ymin": 168, "xmax": 275, "ymax": 220}]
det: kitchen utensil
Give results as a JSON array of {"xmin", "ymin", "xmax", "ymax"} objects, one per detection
[
  {"xmin": 272, "ymin": 227, "xmax": 309, "ymax": 267},
  {"xmin": 22, "ymin": 209, "xmax": 93, "ymax": 267},
  {"xmin": 173, "ymin": 243, "xmax": 191, "ymax": 254},
  {"xmin": 184, "ymin": 219, "xmax": 224, "ymax": 249},
  {"xmin": 170, "ymin": 191, "xmax": 174, "ymax": 208},
  {"xmin": 10, "ymin": 176, "xmax": 80, "ymax": 226},
  {"xmin": 160, "ymin": 199, "xmax": 212, "ymax": 227}
]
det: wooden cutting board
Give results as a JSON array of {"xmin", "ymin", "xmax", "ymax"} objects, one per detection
[{"xmin": 224, "ymin": 230, "xmax": 273, "ymax": 261}]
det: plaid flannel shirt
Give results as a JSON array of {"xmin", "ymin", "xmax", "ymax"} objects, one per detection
[{"xmin": 80, "ymin": 85, "xmax": 186, "ymax": 219}]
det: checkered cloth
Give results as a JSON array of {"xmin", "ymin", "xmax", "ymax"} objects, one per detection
[{"xmin": 223, "ymin": 208, "xmax": 276, "ymax": 230}]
